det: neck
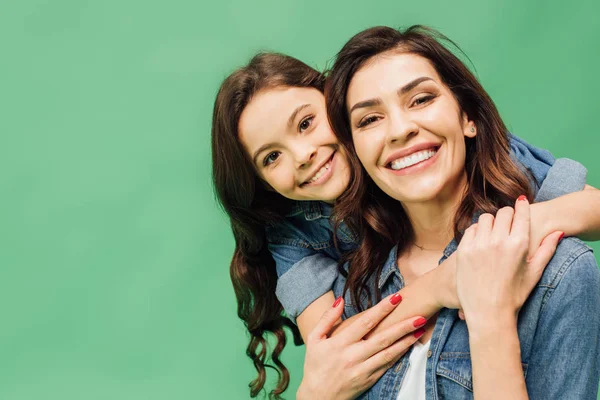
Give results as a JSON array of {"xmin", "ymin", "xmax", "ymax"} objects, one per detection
[{"xmin": 402, "ymin": 172, "xmax": 468, "ymax": 251}]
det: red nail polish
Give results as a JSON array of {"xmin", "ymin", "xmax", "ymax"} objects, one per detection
[
  {"xmin": 558, "ymin": 231, "xmax": 565, "ymax": 241},
  {"xmin": 390, "ymin": 293, "xmax": 403, "ymax": 305},
  {"xmin": 414, "ymin": 328, "xmax": 425, "ymax": 339},
  {"xmin": 517, "ymin": 195, "xmax": 527, "ymax": 202},
  {"xmin": 332, "ymin": 297, "xmax": 342, "ymax": 308},
  {"xmin": 413, "ymin": 317, "xmax": 427, "ymax": 328}
]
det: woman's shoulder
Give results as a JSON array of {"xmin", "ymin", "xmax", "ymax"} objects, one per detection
[{"xmin": 538, "ymin": 237, "xmax": 597, "ymax": 289}]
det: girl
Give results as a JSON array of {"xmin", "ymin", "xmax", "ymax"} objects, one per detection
[{"xmin": 211, "ymin": 48, "xmax": 600, "ymax": 398}]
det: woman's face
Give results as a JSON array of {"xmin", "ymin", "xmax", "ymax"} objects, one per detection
[
  {"xmin": 346, "ymin": 52, "xmax": 476, "ymax": 204},
  {"xmin": 238, "ymin": 86, "xmax": 350, "ymax": 203}
]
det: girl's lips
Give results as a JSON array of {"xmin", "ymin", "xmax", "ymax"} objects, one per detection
[
  {"xmin": 385, "ymin": 145, "xmax": 441, "ymax": 176},
  {"xmin": 302, "ymin": 151, "xmax": 336, "ymax": 187}
]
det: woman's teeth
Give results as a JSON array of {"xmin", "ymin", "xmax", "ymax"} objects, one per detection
[
  {"xmin": 308, "ymin": 161, "xmax": 332, "ymax": 183},
  {"xmin": 390, "ymin": 149, "xmax": 437, "ymax": 170}
]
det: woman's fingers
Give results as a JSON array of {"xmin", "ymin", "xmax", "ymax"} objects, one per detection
[
  {"xmin": 460, "ymin": 223, "xmax": 478, "ymax": 245},
  {"xmin": 306, "ymin": 297, "xmax": 346, "ymax": 344},
  {"xmin": 359, "ymin": 326, "xmax": 424, "ymax": 376},
  {"xmin": 510, "ymin": 195, "xmax": 531, "ymax": 240},
  {"xmin": 476, "ymin": 213, "xmax": 494, "ymax": 242},
  {"xmin": 491, "ymin": 206, "xmax": 514, "ymax": 240},
  {"xmin": 357, "ymin": 316, "xmax": 427, "ymax": 360},
  {"xmin": 527, "ymin": 231, "xmax": 564, "ymax": 278},
  {"xmin": 336, "ymin": 292, "xmax": 403, "ymax": 345}
]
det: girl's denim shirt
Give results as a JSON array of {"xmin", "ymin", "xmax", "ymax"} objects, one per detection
[{"xmin": 265, "ymin": 134, "xmax": 588, "ymax": 323}]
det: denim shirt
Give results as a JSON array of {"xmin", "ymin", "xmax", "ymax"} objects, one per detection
[
  {"xmin": 333, "ymin": 224, "xmax": 599, "ymax": 399},
  {"xmin": 265, "ymin": 135, "xmax": 586, "ymax": 322}
]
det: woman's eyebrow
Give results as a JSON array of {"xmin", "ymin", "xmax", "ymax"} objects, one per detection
[
  {"xmin": 349, "ymin": 76, "xmax": 434, "ymax": 114},
  {"xmin": 287, "ymin": 104, "xmax": 311, "ymax": 128},
  {"xmin": 398, "ymin": 76, "xmax": 433, "ymax": 96}
]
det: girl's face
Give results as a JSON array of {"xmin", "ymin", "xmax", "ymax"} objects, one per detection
[
  {"xmin": 346, "ymin": 52, "xmax": 476, "ymax": 204},
  {"xmin": 238, "ymin": 87, "xmax": 350, "ymax": 203}
]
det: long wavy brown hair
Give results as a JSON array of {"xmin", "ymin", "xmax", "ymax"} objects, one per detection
[
  {"xmin": 326, "ymin": 25, "xmax": 534, "ymax": 311},
  {"xmin": 211, "ymin": 53, "xmax": 325, "ymax": 399}
]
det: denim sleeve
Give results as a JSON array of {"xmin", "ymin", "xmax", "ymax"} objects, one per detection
[
  {"xmin": 534, "ymin": 158, "xmax": 587, "ymax": 202},
  {"xmin": 524, "ymin": 249, "xmax": 600, "ymax": 399},
  {"xmin": 508, "ymin": 134, "xmax": 587, "ymax": 201},
  {"xmin": 268, "ymin": 242, "xmax": 338, "ymax": 324},
  {"xmin": 509, "ymin": 133, "xmax": 556, "ymax": 191}
]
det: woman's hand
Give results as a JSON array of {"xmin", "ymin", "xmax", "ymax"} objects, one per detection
[
  {"xmin": 297, "ymin": 294, "xmax": 426, "ymax": 400},
  {"xmin": 455, "ymin": 196, "xmax": 563, "ymax": 326}
]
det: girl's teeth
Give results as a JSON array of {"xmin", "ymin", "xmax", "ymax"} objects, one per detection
[
  {"xmin": 390, "ymin": 149, "xmax": 436, "ymax": 171},
  {"xmin": 309, "ymin": 161, "xmax": 331, "ymax": 183}
]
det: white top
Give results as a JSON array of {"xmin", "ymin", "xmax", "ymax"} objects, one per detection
[{"xmin": 397, "ymin": 339, "xmax": 431, "ymax": 400}]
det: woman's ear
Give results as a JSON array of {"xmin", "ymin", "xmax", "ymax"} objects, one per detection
[{"xmin": 463, "ymin": 114, "xmax": 477, "ymax": 138}]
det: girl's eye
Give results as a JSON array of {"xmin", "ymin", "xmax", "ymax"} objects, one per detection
[
  {"xmin": 299, "ymin": 116, "xmax": 314, "ymax": 132},
  {"xmin": 413, "ymin": 95, "xmax": 435, "ymax": 107},
  {"xmin": 263, "ymin": 151, "xmax": 281, "ymax": 166},
  {"xmin": 357, "ymin": 115, "xmax": 380, "ymax": 128}
]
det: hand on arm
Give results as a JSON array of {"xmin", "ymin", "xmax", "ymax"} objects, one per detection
[
  {"xmin": 455, "ymin": 196, "xmax": 563, "ymax": 400},
  {"xmin": 297, "ymin": 294, "xmax": 426, "ymax": 400},
  {"xmin": 296, "ymin": 253, "xmax": 460, "ymax": 342}
]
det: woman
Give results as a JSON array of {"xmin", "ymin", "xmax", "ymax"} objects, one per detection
[
  {"xmin": 211, "ymin": 51, "xmax": 600, "ymax": 398},
  {"xmin": 302, "ymin": 24, "xmax": 600, "ymax": 399}
]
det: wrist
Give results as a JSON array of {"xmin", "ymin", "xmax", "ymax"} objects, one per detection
[
  {"xmin": 530, "ymin": 202, "xmax": 554, "ymax": 237},
  {"xmin": 465, "ymin": 310, "xmax": 518, "ymax": 338},
  {"xmin": 432, "ymin": 256, "xmax": 459, "ymax": 309}
]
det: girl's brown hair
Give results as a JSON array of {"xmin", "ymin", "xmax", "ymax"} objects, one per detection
[
  {"xmin": 326, "ymin": 25, "xmax": 533, "ymax": 310},
  {"xmin": 211, "ymin": 53, "xmax": 324, "ymax": 398}
]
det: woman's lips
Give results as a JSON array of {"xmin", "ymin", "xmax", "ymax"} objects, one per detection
[{"xmin": 385, "ymin": 145, "xmax": 441, "ymax": 176}]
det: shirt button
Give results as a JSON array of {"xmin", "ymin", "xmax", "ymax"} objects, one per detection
[{"xmin": 427, "ymin": 350, "xmax": 433, "ymax": 358}]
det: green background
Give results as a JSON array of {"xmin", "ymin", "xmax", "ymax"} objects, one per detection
[{"xmin": 2, "ymin": 0, "xmax": 598, "ymax": 398}]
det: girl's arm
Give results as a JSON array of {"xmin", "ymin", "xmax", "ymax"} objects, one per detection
[
  {"xmin": 531, "ymin": 185, "xmax": 600, "ymax": 244},
  {"xmin": 298, "ymin": 255, "xmax": 456, "ymax": 340},
  {"xmin": 354, "ymin": 182, "xmax": 600, "ymax": 337}
]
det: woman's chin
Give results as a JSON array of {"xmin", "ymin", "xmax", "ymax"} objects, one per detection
[{"xmin": 384, "ymin": 184, "xmax": 444, "ymax": 204}]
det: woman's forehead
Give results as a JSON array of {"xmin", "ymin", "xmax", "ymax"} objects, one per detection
[{"xmin": 347, "ymin": 53, "xmax": 440, "ymax": 102}]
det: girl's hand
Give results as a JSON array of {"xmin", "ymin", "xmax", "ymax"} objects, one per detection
[
  {"xmin": 455, "ymin": 196, "xmax": 563, "ymax": 327},
  {"xmin": 297, "ymin": 294, "xmax": 426, "ymax": 400}
]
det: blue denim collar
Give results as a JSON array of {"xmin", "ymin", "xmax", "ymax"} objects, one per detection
[{"xmin": 286, "ymin": 200, "xmax": 333, "ymax": 220}]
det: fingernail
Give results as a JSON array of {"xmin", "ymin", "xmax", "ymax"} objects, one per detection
[
  {"xmin": 414, "ymin": 328, "xmax": 425, "ymax": 339},
  {"xmin": 390, "ymin": 293, "xmax": 403, "ymax": 305},
  {"xmin": 332, "ymin": 297, "xmax": 342, "ymax": 308},
  {"xmin": 413, "ymin": 317, "xmax": 427, "ymax": 328},
  {"xmin": 517, "ymin": 195, "xmax": 527, "ymax": 202},
  {"xmin": 558, "ymin": 231, "xmax": 565, "ymax": 241}
]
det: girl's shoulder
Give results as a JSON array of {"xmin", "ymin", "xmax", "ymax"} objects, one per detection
[{"xmin": 265, "ymin": 201, "xmax": 334, "ymax": 247}]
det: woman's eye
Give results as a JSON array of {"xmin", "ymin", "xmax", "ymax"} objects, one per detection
[
  {"xmin": 357, "ymin": 115, "xmax": 379, "ymax": 128},
  {"xmin": 413, "ymin": 95, "xmax": 435, "ymax": 106},
  {"xmin": 263, "ymin": 151, "xmax": 280, "ymax": 166},
  {"xmin": 299, "ymin": 116, "xmax": 314, "ymax": 132}
]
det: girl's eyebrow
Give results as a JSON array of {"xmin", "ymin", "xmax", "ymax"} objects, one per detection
[
  {"xmin": 287, "ymin": 104, "xmax": 311, "ymax": 128},
  {"xmin": 253, "ymin": 143, "xmax": 276, "ymax": 166},
  {"xmin": 349, "ymin": 76, "xmax": 434, "ymax": 114}
]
